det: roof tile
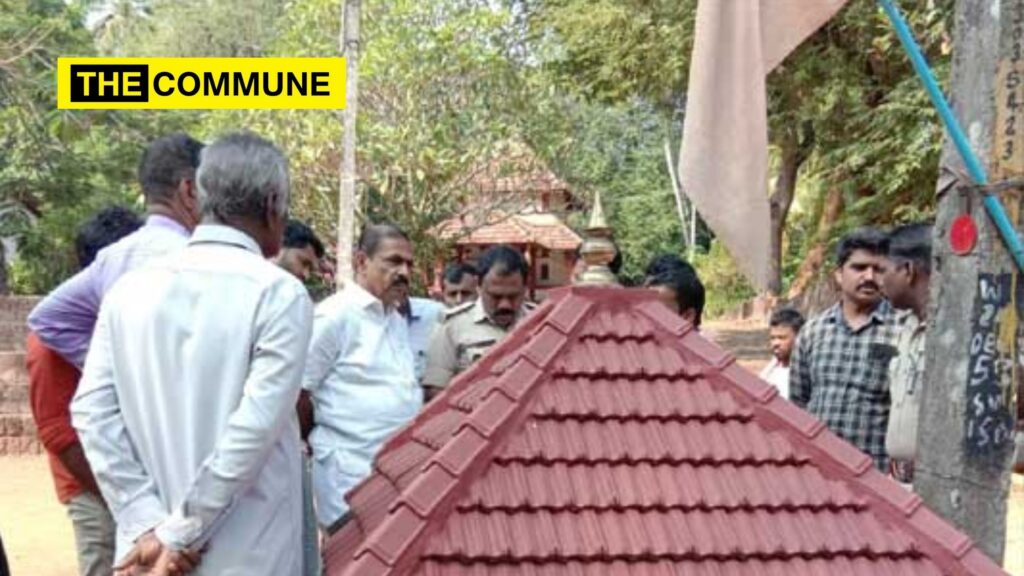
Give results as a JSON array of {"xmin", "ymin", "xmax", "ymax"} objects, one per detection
[
  {"xmin": 545, "ymin": 294, "xmax": 593, "ymax": 334},
  {"xmin": 432, "ymin": 428, "xmax": 489, "ymax": 477},
  {"xmin": 495, "ymin": 358, "xmax": 544, "ymax": 401},
  {"xmin": 756, "ymin": 394, "xmax": 827, "ymax": 438},
  {"xmin": 906, "ymin": 505, "xmax": 975, "ymax": 558},
  {"xmin": 325, "ymin": 287, "xmax": 1006, "ymax": 576},
  {"xmin": 363, "ymin": 506, "xmax": 427, "ymax": 567},
  {"xmin": 347, "ymin": 475, "xmax": 401, "ymax": 534},
  {"xmin": 810, "ymin": 429, "xmax": 875, "ymax": 476},
  {"xmin": 635, "ymin": 300, "xmax": 692, "ymax": 336},
  {"xmin": 720, "ymin": 363, "xmax": 778, "ymax": 403},
  {"xmin": 521, "ymin": 326, "xmax": 569, "ymax": 368},
  {"xmin": 449, "ymin": 376, "xmax": 499, "ymax": 413},
  {"xmin": 462, "ymin": 389, "xmax": 517, "ymax": 439},
  {"xmin": 342, "ymin": 552, "xmax": 391, "ymax": 576},
  {"xmin": 414, "ymin": 411, "xmax": 466, "ymax": 450},
  {"xmin": 394, "ymin": 463, "xmax": 458, "ymax": 519},
  {"xmin": 856, "ymin": 467, "xmax": 924, "ymax": 516}
]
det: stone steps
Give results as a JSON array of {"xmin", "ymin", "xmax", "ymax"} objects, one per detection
[
  {"xmin": 0, "ymin": 299, "xmax": 38, "ymax": 455},
  {"xmin": 0, "ymin": 413, "xmax": 36, "ymax": 437},
  {"xmin": 0, "ymin": 382, "xmax": 29, "ymax": 414},
  {"xmin": 0, "ymin": 322, "xmax": 28, "ymax": 351},
  {"xmin": 0, "ymin": 436, "xmax": 42, "ymax": 455},
  {"xmin": 0, "ymin": 297, "xmax": 39, "ymax": 323}
]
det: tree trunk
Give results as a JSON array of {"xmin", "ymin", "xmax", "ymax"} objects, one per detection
[
  {"xmin": 767, "ymin": 123, "xmax": 812, "ymax": 295},
  {"xmin": 916, "ymin": 0, "xmax": 1015, "ymax": 563},
  {"xmin": 337, "ymin": 0, "xmax": 361, "ymax": 287},
  {"xmin": 0, "ymin": 243, "xmax": 8, "ymax": 296},
  {"xmin": 786, "ymin": 185, "xmax": 843, "ymax": 299}
]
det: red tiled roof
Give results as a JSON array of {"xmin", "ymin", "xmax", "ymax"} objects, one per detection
[
  {"xmin": 324, "ymin": 287, "xmax": 1007, "ymax": 576},
  {"xmin": 434, "ymin": 213, "xmax": 581, "ymax": 251},
  {"xmin": 466, "ymin": 144, "xmax": 572, "ymax": 196}
]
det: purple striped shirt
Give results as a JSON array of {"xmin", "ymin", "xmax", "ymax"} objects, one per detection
[{"xmin": 27, "ymin": 215, "xmax": 190, "ymax": 367}]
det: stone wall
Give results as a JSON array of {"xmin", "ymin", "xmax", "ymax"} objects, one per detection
[{"xmin": 0, "ymin": 297, "xmax": 40, "ymax": 455}]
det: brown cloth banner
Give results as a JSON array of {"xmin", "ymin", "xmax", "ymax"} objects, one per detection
[{"xmin": 680, "ymin": 0, "xmax": 850, "ymax": 289}]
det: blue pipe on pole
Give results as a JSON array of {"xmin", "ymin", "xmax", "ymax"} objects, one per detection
[{"xmin": 878, "ymin": 0, "xmax": 1024, "ymax": 272}]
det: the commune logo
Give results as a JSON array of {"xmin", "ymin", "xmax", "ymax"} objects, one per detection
[{"xmin": 58, "ymin": 58, "xmax": 346, "ymax": 110}]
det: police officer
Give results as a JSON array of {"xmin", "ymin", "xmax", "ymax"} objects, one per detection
[{"xmin": 422, "ymin": 244, "xmax": 534, "ymax": 400}]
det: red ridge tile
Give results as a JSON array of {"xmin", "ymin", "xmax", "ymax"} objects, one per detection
[
  {"xmin": 392, "ymin": 463, "xmax": 458, "ymax": 519},
  {"xmin": 808, "ymin": 430, "xmax": 874, "ymax": 476},
  {"xmin": 414, "ymin": 411, "xmax": 466, "ymax": 450},
  {"xmin": 324, "ymin": 519, "xmax": 365, "ymax": 569},
  {"xmin": 338, "ymin": 551, "xmax": 390, "ymax": 576},
  {"xmin": 855, "ymin": 468, "xmax": 923, "ymax": 516},
  {"xmin": 347, "ymin": 475, "xmax": 401, "ymax": 534},
  {"xmin": 636, "ymin": 300, "xmax": 692, "ymax": 336},
  {"xmin": 546, "ymin": 294, "xmax": 593, "ymax": 334},
  {"xmin": 720, "ymin": 363, "xmax": 777, "ymax": 404},
  {"xmin": 495, "ymin": 358, "xmax": 544, "ymax": 400},
  {"xmin": 461, "ymin": 388, "xmax": 517, "ymax": 439},
  {"xmin": 449, "ymin": 376, "xmax": 499, "ymax": 413},
  {"xmin": 432, "ymin": 428, "xmax": 489, "ymax": 477},
  {"xmin": 756, "ymin": 394, "xmax": 827, "ymax": 439},
  {"xmin": 376, "ymin": 442, "xmax": 436, "ymax": 484},
  {"xmin": 522, "ymin": 325, "xmax": 569, "ymax": 368},
  {"xmin": 679, "ymin": 330, "xmax": 734, "ymax": 372},
  {"xmin": 363, "ymin": 506, "xmax": 427, "ymax": 567},
  {"xmin": 906, "ymin": 505, "xmax": 975, "ymax": 558},
  {"xmin": 961, "ymin": 548, "xmax": 1012, "ymax": 576}
]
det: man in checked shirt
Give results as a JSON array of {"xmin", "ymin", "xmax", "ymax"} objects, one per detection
[{"xmin": 791, "ymin": 228, "xmax": 900, "ymax": 471}]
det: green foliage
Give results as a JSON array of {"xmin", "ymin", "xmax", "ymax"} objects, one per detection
[
  {"xmin": 522, "ymin": 96, "xmax": 686, "ymax": 283},
  {"xmin": 3, "ymin": 0, "xmax": 955, "ymax": 302},
  {"xmin": 0, "ymin": 0, "xmax": 197, "ymax": 293},
  {"xmin": 524, "ymin": 0, "xmax": 694, "ymax": 108},
  {"xmin": 110, "ymin": 0, "xmax": 285, "ymax": 58},
  {"xmin": 527, "ymin": 0, "xmax": 952, "ymax": 297},
  {"xmin": 691, "ymin": 241, "xmax": 755, "ymax": 319}
]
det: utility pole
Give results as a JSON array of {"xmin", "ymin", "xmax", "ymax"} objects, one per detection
[
  {"xmin": 664, "ymin": 138, "xmax": 695, "ymax": 259},
  {"xmin": 337, "ymin": 0, "xmax": 361, "ymax": 286},
  {"xmin": 916, "ymin": 0, "xmax": 1020, "ymax": 563}
]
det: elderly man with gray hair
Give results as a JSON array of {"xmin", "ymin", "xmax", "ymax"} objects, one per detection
[{"xmin": 72, "ymin": 132, "xmax": 312, "ymax": 575}]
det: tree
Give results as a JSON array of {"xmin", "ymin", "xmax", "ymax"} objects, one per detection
[
  {"xmin": 188, "ymin": 0, "xmax": 540, "ymax": 285},
  {"xmin": 105, "ymin": 0, "xmax": 284, "ymax": 58},
  {"xmin": 0, "ymin": 0, "xmax": 193, "ymax": 293},
  {"xmin": 337, "ymin": 0, "xmax": 360, "ymax": 284},
  {"xmin": 520, "ymin": 95, "xmax": 688, "ymax": 283},
  {"xmin": 91, "ymin": 0, "xmax": 151, "ymax": 56},
  {"xmin": 522, "ymin": 0, "xmax": 953, "ymax": 295}
]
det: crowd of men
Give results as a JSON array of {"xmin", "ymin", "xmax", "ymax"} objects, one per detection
[
  {"xmin": 21, "ymin": 131, "xmax": 931, "ymax": 576},
  {"xmin": 761, "ymin": 224, "xmax": 932, "ymax": 486}
]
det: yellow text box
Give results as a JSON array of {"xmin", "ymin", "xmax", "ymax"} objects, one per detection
[{"xmin": 57, "ymin": 57, "xmax": 346, "ymax": 110}]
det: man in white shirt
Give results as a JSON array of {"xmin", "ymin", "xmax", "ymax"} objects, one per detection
[
  {"xmin": 72, "ymin": 133, "xmax": 312, "ymax": 576},
  {"xmin": 759, "ymin": 307, "xmax": 805, "ymax": 399},
  {"xmin": 302, "ymin": 222, "xmax": 420, "ymax": 534}
]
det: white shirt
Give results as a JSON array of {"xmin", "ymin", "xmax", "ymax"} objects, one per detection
[
  {"xmin": 759, "ymin": 357, "xmax": 791, "ymax": 399},
  {"xmin": 303, "ymin": 282, "xmax": 421, "ymax": 527},
  {"xmin": 72, "ymin": 225, "xmax": 313, "ymax": 575},
  {"xmin": 406, "ymin": 297, "xmax": 445, "ymax": 383}
]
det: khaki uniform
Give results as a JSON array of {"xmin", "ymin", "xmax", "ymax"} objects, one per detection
[
  {"xmin": 422, "ymin": 299, "xmax": 534, "ymax": 389},
  {"xmin": 885, "ymin": 311, "xmax": 927, "ymax": 463}
]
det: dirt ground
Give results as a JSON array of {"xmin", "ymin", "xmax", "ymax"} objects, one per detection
[
  {"xmin": 3, "ymin": 459, "xmax": 1022, "ymax": 575},
  {"xmin": 1, "ymin": 456, "xmax": 76, "ymax": 576},
  {"xmin": 2, "ymin": 322, "xmax": 1021, "ymax": 575}
]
